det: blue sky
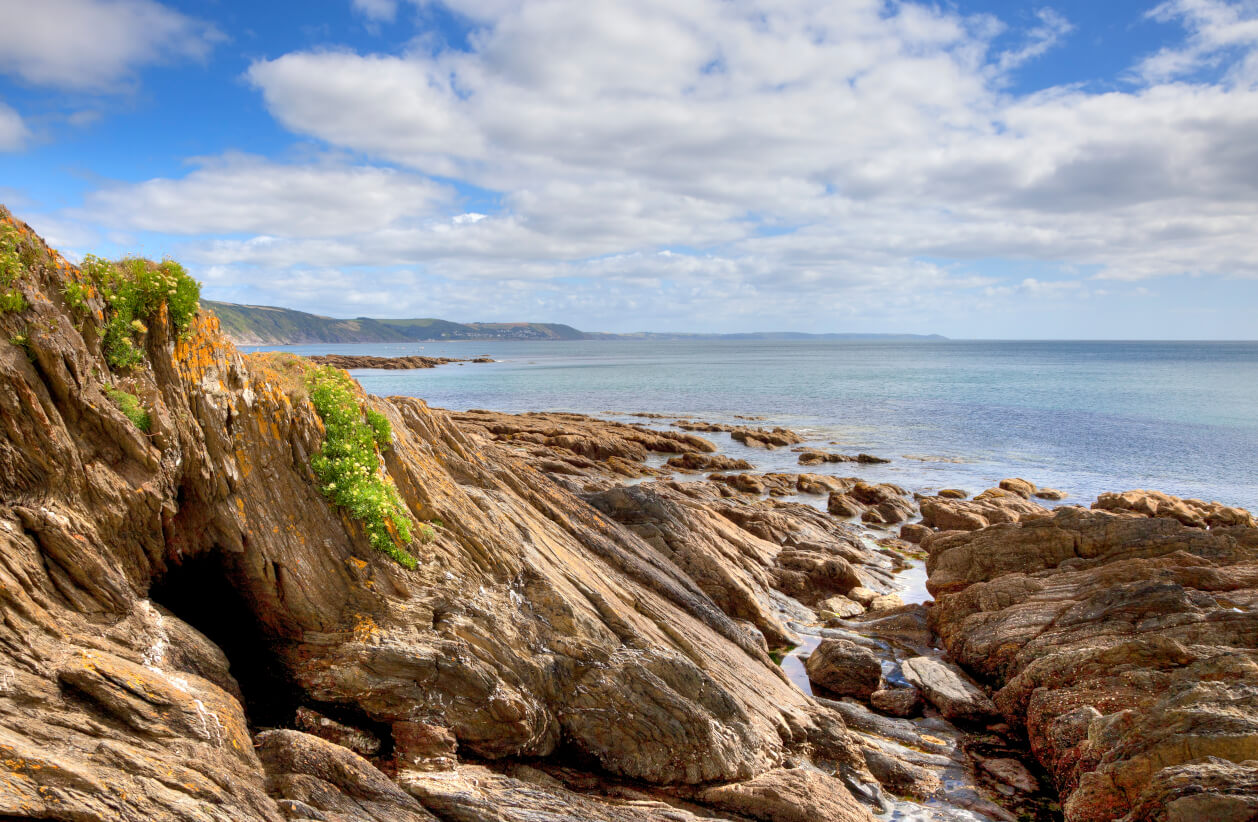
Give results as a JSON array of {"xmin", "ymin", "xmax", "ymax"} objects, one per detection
[{"xmin": 2, "ymin": 0, "xmax": 1257, "ymax": 338}]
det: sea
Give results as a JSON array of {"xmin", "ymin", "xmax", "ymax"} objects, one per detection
[{"xmin": 246, "ymin": 339, "xmax": 1258, "ymax": 513}]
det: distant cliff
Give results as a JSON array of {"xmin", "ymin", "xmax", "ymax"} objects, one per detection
[
  {"xmin": 206, "ymin": 300, "xmax": 946, "ymax": 346},
  {"xmin": 205, "ymin": 300, "xmax": 591, "ymax": 344}
]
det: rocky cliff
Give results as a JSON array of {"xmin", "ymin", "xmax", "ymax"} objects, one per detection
[{"xmin": 0, "ymin": 210, "xmax": 897, "ymax": 819}]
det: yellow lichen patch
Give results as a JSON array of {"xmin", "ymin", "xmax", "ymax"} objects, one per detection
[{"xmin": 351, "ymin": 613, "xmax": 379, "ymax": 642}]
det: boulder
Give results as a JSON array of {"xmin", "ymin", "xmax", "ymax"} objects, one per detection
[
  {"xmin": 869, "ymin": 687, "xmax": 923, "ymax": 718},
  {"xmin": 817, "ymin": 595, "xmax": 865, "ymax": 619},
  {"xmin": 804, "ymin": 639, "xmax": 883, "ymax": 699},
  {"xmin": 900, "ymin": 657, "xmax": 998, "ymax": 723},
  {"xmin": 899, "ymin": 523, "xmax": 932, "ymax": 544},
  {"xmin": 998, "ymin": 478, "xmax": 1037, "ymax": 499}
]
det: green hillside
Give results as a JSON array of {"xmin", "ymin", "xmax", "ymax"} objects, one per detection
[{"xmin": 204, "ymin": 301, "xmax": 594, "ymax": 344}]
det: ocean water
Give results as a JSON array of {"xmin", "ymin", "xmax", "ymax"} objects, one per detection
[{"xmin": 249, "ymin": 339, "xmax": 1258, "ymax": 512}]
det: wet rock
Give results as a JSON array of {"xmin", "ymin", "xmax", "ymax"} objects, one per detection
[
  {"xmin": 698, "ymin": 767, "xmax": 875, "ymax": 822},
  {"xmin": 804, "ymin": 639, "xmax": 883, "ymax": 699},
  {"xmin": 846, "ymin": 587, "xmax": 878, "ymax": 607},
  {"xmin": 937, "ymin": 489, "xmax": 969, "ymax": 499},
  {"xmin": 998, "ymin": 478, "xmax": 1037, "ymax": 499},
  {"xmin": 798, "ymin": 451, "xmax": 889, "ymax": 466},
  {"xmin": 978, "ymin": 757, "xmax": 1039, "ymax": 794},
  {"xmin": 919, "ymin": 488, "xmax": 1049, "ymax": 532},
  {"xmin": 899, "ymin": 523, "xmax": 932, "ymax": 544},
  {"xmin": 865, "ymin": 593, "xmax": 905, "ymax": 613},
  {"xmin": 1093, "ymin": 489, "xmax": 1256, "ymax": 528},
  {"xmin": 1034, "ymin": 488, "xmax": 1068, "ymax": 501},
  {"xmin": 870, "ymin": 687, "xmax": 923, "ymax": 718},
  {"xmin": 309, "ymin": 354, "xmax": 482, "ymax": 370},
  {"xmin": 828, "ymin": 493, "xmax": 863, "ymax": 518},
  {"xmin": 730, "ymin": 426, "xmax": 806, "ymax": 449},
  {"xmin": 817, "ymin": 595, "xmax": 865, "ymax": 619},
  {"xmin": 900, "ymin": 657, "xmax": 999, "ymax": 723},
  {"xmin": 666, "ymin": 452, "xmax": 754, "ymax": 472}
]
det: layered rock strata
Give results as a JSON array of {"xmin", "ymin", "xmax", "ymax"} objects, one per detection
[
  {"xmin": 925, "ymin": 501, "xmax": 1258, "ymax": 821},
  {"xmin": 0, "ymin": 208, "xmax": 891, "ymax": 822}
]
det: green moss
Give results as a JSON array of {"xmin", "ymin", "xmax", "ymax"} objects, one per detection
[
  {"xmin": 81, "ymin": 255, "xmax": 201, "ymax": 369},
  {"xmin": 306, "ymin": 366, "xmax": 416, "ymax": 568},
  {"xmin": 0, "ymin": 224, "xmax": 28, "ymax": 315},
  {"xmin": 105, "ymin": 386, "xmax": 151, "ymax": 432}
]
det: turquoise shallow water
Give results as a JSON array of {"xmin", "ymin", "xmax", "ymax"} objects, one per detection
[{"xmin": 248, "ymin": 339, "xmax": 1258, "ymax": 511}]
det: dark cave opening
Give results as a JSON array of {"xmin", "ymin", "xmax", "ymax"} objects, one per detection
[{"xmin": 147, "ymin": 551, "xmax": 303, "ymax": 731}]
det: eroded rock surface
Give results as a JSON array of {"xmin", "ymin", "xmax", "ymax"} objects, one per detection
[
  {"xmin": 925, "ymin": 499, "xmax": 1258, "ymax": 821},
  {"xmin": 0, "ymin": 207, "xmax": 904, "ymax": 822}
]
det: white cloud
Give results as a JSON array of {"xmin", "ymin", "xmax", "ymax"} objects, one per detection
[
  {"xmin": 59, "ymin": 1, "xmax": 1258, "ymax": 335},
  {"xmin": 0, "ymin": 0, "xmax": 221, "ymax": 91},
  {"xmin": 353, "ymin": 0, "xmax": 399, "ymax": 22},
  {"xmin": 82, "ymin": 154, "xmax": 452, "ymax": 237},
  {"xmin": 1137, "ymin": 0, "xmax": 1258, "ymax": 85},
  {"xmin": 0, "ymin": 101, "xmax": 28, "ymax": 151},
  {"xmin": 995, "ymin": 8, "xmax": 1075, "ymax": 73}
]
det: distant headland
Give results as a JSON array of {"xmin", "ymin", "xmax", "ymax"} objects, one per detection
[{"xmin": 206, "ymin": 300, "xmax": 946, "ymax": 345}]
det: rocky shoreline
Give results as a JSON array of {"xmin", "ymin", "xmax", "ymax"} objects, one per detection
[
  {"xmin": 0, "ymin": 207, "xmax": 1254, "ymax": 822},
  {"xmin": 308, "ymin": 353, "xmax": 495, "ymax": 369}
]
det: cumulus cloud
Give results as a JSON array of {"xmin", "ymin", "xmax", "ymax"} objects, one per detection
[
  {"xmin": 0, "ymin": 0, "xmax": 221, "ymax": 91},
  {"xmin": 82, "ymin": 154, "xmax": 452, "ymax": 237},
  {"xmin": 64, "ymin": 1, "xmax": 1258, "ymax": 334},
  {"xmin": 0, "ymin": 101, "xmax": 28, "ymax": 151}
]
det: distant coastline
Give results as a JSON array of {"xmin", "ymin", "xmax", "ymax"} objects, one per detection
[{"xmin": 205, "ymin": 299, "xmax": 946, "ymax": 345}]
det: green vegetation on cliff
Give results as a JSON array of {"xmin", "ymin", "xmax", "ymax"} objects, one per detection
[
  {"xmin": 0, "ymin": 222, "xmax": 29, "ymax": 314},
  {"xmin": 306, "ymin": 366, "xmax": 416, "ymax": 568},
  {"xmin": 80, "ymin": 256, "xmax": 201, "ymax": 368},
  {"xmin": 105, "ymin": 386, "xmax": 151, "ymax": 432}
]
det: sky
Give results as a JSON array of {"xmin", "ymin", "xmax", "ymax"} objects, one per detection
[{"xmin": 2, "ymin": 0, "xmax": 1258, "ymax": 338}]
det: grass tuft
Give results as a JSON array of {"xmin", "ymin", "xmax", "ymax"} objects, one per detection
[
  {"xmin": 105, "ymin": 386, "xmax": 151, "ymax": 432},
  {"xmin": 306, "ymin": 366, "xmax": 416, "ymax": 568}
]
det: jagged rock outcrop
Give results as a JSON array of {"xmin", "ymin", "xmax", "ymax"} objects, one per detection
[
  {"xmin": 826, "ymin": 482, "xmax": 916, "ymax": 525},
  {"xmin": 924, "ymin": 499, "xmax": 1258, "ymax": 821},
  {"xmin": 1093, "ymin": 489, "xmax": 1255, "ymax": 529},
  {"xmin": 0, "ymin": 209, "xmax": 883, "ymax": 821},
  {"xmin": 919, "ymin": 487, "xmax": 1049, "ymax": 532}
]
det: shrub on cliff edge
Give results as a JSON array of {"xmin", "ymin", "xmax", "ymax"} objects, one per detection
[
  {"xmin": 0, "ymin": 223, "xmax": 28, "ymax": 314},
  {"xmin": 81, "ymin": 255, "xmax": 200, "ymax": 368},
  {"xmin": 306, "ymin": 366, "xmax": 416, "ymax": 568}
]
